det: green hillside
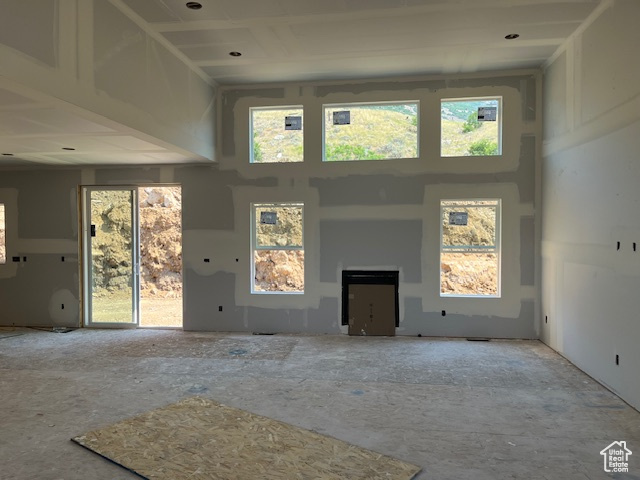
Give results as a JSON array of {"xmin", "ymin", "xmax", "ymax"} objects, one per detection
[{"xmin": 252, "ymin": 104, "xmax": 499, "ymax": 162}]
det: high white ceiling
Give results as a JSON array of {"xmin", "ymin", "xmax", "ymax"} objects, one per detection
[
  {"xmin": 0, "ymin": 0, "xmax": 603, "ymax": 167},
  {"xmin": 124, "ymin": 0, "xmax": 602, "ymax": 84}
]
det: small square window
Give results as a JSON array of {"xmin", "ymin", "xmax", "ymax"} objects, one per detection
[
  {"xmin": 250, "ymin": 107, "xmax": 304, "ymax": 163},
  {"xmin": 252, "ymin": 203, "xmax": 304, "ymax": 293},
  {"xmin": 440, "ymin": 199, "xmax": 501, "ymax": 297},
  {"xmin": 323, "ymin": 102, "xmax": 419, "ymax": 161},
  {"xmin": 441, "ymin": 97, "xmax": 502, "ymax": 157},
  {"xmin": 0, "ymin": 203, "xmax": 5, "ymax": 264}
]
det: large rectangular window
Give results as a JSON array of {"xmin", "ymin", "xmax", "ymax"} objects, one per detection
[
  {"xmin": 250, "ymin": 106, "xmax": 304, "ymax": 163},
  {"xmin": 440, "ymin": 199, "xmax": 500, "ymax": 297},
  {"xmin": 252, "ymin": 203, "xmax": 304, "ymax": 293},
  {"xmin": 441, "ymin": 97, "xmax": 502, "ymax": 157},
  {"xmin": 0, "ymin": 204, "xmax": 5, "ymax": 264},
  {"xmin": 323, "ymin": 101, "xmax": 418, "ymax": 161}
]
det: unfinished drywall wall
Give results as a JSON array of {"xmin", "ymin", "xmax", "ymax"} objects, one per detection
[
  {"xmin": 0, "ymin": 70, "xmax": 539, "ymax": 338},
  {"xmin": 542, "ymin": 0, "xmax": 640, "ymax": 409},
  {"xmin": 0, "ymin": 0, "xmax": 215, "ymax": 161},
  {"xmin": 211, "ymin": 71, "xmax": 539, "ymax": 337}
]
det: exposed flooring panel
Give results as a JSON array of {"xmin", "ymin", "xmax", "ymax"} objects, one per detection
[{"xmin": 1, "ymin": 329, "xmax": 639, "ymax": 479}]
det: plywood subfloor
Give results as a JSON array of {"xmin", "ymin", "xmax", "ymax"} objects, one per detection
[{"xmin": 72, "ymin": 396, "xmax": 421, "ymax": 480}]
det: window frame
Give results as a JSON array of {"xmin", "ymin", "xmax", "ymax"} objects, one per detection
[
  {"xmin": 322, "ymin": 100, "xmax": 420, "ymax": 162},
  {"xmin": 439, "ymin": 198, "xmax": 502, "ymax": 298},
  {"xmin": 251, "ymin": 202, "xmax": 305, "ymax": 295},
  {"xmin": 440, "ymin": 96, "xmax": 503, "ymax": 157},
  {"xmin": 249, "ymin": 105, "xmax": 304, "ymax": 164}
]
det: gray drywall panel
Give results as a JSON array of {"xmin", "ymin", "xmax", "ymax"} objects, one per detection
[
  {"xmin": 90, "ymin": 1, "xmax": 216, "ymax": 160},
  {"xmin": 520, "ymin": 217, "xmax": 535, "ymax": 286},
  {"xmin": 515, "ymin": 135, "xmax": 536, "ymax": 204},
  {"xmin": 521, "ymin": 75, "xmax": 537, "ymax": 122},
  {"xmin": 95, "ymin": 167, "xmax": 161, "ymax": 185},
  {"xmin": 0, "ymin": 255, "xmax": 79, "ymax": 327},
  {"xmin": 401, "ymin": 297, "xmax": 536, "ymax": 338},
  {"xmin": 176, "ymin": 166, "xmax": 276, "ymax": 230},
  {"xmin": 221, "ymin": 88, "xmax": 286, "ymax": 157},
  {"xmin": 542, "ymin": 0, "xmax": 640, "ymax": 409},
  {"xmin": 543, "ymin": 53, "xmax": 567, "ymax": 139},
  {"xmin": 307, "ymin": 297, "xmax": 342, "ymax": 334},
  {"xmin": 8, "ymin": 170, "xmax": 80, "ymax": 239},
  {"xmin": 246, "ymin": 307, "xmax": 305, "ymax": 334},
  {"xmin": 93, "ymin": 1, "xmax": 211, "ymax": 128},
  {"xmin": 319, "ymin": 220, "xmax": 422, "ymax": 283},
  {"xmin": 313, "ymin": 74, "xmax": 534, "ymax": 98},
  {"xmin": 0, "ymin": 1, "xmax": 56, "ymax": 67},
  {"xmin": 247, "ymin": 299, "xmax": 343, "ymax": 334},
  {"xmin": 183, "ymin": 271, "xmax": 245, "ymax": 331},
  {"xmin": 93, "ymin": 1, "xmax": 148, "ymax": 109},
  {"xmin": 310, "ymin": 175, "xmax": 425, "ymax": 206},
  {"xmin": 580, "ymin": 1, "xmax": 640, "ymax": 124},
  {"xmin": 443, "ymin": 76, "xmax": 528, "ymax": 91},
  {"xmin": 315, "ymin": 80, "xmax": 447, "ymax": 97},
  {"xmin": 412, "ymin": 133, "xmax": 534, "ymax": 202}
]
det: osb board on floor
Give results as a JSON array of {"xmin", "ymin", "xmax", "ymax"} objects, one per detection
[
  {"xmin": 72, "ymin": 396, "xmax": 421, "ymax": 480},
  {"xmin": 104, "ymin": 335, "xmax": 297, "ymax": 360}
]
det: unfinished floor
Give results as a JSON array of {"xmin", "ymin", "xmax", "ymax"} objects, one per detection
[{"xmin": 0, "ymin": 328, "xmax": 638, "ymax": 480}]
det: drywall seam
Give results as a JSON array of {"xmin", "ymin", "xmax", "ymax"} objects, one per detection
[
  {"xmin": 543, "ymin": 94, "xmax": 640, "ymax": 157},
  {"xmin": 58, "ymin": 1, "xmax": 78, "ymax": 76},
  {"xmin": 318, "ymin": 205, "xmax": 424, "ymax": 220},
  {"xmin": 159, "ymin": 167, "xmax": 174, "ymax": 183},
  {"xmin": 520, "ymin": 286, "xmax": 536, "ymax": 300},
  {"xmin": 542, "ymin": 238, "xmax": 640, "ymax": 277},
  {"xmin": 217, "ymin": 69, "xmax": 541, "ymax": 92},
  {"xmin": 519, "ymin": 203, "xmax": 535, "ymax": 217},
  {"xmin": 81, "ymin": 168, "xmax": 96, "ymax": 185},
  {"xmin": 566, "ymin": 36, "xmax": 576, "ymax": 132},
  {"xmin": 16, "ymin": 239, "xmax": 77, "ymax": 254},
  {"xmin": 77, "ymin": 0, "xmax": 95, "ymax": 86},
  {"xmin": 544, "ymin": 0, "xmax": 613, "ymax": 69},
  {"xmin": 107, "ymin": 0, "xmax": 214, "ymax": 86},
  {"xmin": 534, "ymin": 69, "xmax": 543, "ymax": 338}
]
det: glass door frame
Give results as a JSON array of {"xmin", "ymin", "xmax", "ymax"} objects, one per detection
[{"xmin": 82, "ymin": 186, "xmax": 140, "ymax": 328}]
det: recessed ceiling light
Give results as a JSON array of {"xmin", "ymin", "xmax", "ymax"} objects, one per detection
[
  {"xmin": 229, "ymin": 51, "xmax": 242, "ymax": 57},
  {"xmin": 505, "ymin": 33, "xmax": 520, "ymax": 40},
  {"xmin": 186, "ymin": 2, "xmax": 202, "ymax": 9},
  {"xmin": 62, "ymin": 147, "xmax": 76, "ymax": 151}
]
